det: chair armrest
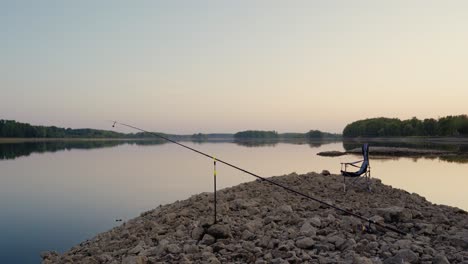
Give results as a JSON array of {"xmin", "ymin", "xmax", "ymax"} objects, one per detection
[{"xmin": 340, "ymin": 160, "xmax": 363, "ymax": 165}]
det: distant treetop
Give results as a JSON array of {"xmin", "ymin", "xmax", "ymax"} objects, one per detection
[{"xmin": 234, "ymin": 130, "xmax": 279, "ymax": 139}]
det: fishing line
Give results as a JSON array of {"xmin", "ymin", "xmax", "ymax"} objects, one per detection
[{"xmin": 112, "ymin": 121, "xmax": 405, "ymax": 235}]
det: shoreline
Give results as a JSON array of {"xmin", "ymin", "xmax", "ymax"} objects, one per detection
[
  {"xmin": 317, "ymin": 146, "xmax": 458, "ymax": 157},
  {"xmin": 42, "ymin": 172, "xmax": 468, "ymax": 263},
  {"xmin": 0, "ymin": 138, "xmax": 162, "ymax": 143}
]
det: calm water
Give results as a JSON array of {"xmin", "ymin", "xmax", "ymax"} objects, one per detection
[{"xmin": 1, "ymin": 140, "xmax": 467, "ymax": 263}]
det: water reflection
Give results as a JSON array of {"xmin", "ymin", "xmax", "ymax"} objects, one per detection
[
  {"xmin": 342, "ymin": 139, "xmax": 468, "ymax": 163},
  {"xmin": 0, "ymin": 140, "xmax": 165, "ymax": 160},
  {"xmin": 0, "ymin": 140, "xmax": 467, "ymax": 263},
  {"xmin": 0, "ymin": 139, "xmax": 342, "ymax": 160},
  {"xmin": 438, "ymin": 154, "xmax": 468, "ymax": 164},
  {"xmin": 233, "ymin": 139, "xmax": 278, "ymax": 147},
  {"xmin": 233, "ymin": 138, "xmax": 339, "ymax": 148},
  {"xmin": 343, "ymin": 139, "xmax": 468, "ymax": 152}
]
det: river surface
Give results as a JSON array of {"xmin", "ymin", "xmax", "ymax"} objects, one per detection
[{"xmin": 0, "ymin": 139, "xmax": 467, "ymax": 263}]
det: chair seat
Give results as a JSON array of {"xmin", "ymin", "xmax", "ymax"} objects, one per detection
[{"xmin": 341, "ymin": 170, "xmax": 362, "ymax": 177}]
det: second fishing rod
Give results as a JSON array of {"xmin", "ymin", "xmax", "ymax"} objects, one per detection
[{"xmin": 112, "ymin": 121, "xmax": 405, "ymax": 236}]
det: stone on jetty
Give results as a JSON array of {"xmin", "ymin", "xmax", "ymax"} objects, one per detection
[{"xmin": 42, "ymin": 172, "xmax": 468, "ymax": 264}]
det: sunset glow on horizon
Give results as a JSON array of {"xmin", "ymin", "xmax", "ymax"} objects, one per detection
[{"xmin": 2, "ymin": 1, "xmax": 467, "ymax": 134}]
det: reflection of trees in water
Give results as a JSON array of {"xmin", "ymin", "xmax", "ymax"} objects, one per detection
[
  {"xmin": 342, "ymin": 140, "xmax": 468, "ymax": 164},
  {"xmin": 439, "ymin": 155, "xmax": 468, "ymax": 164},
  {"xmin": 351, "ymin": 154, "xmax": 468, "ymax": 164},
  {"xmin": 234, "ymin": 139, "xmax": 278, "ymax": 147},
  {"xmin": 233, "ymin": 139, "xmax": 338, "ymax": 148},
  {"xmin": 342, "ymin": 140, "xmax": 466, "ymax": 152},
  {"xmin": 0, "ymin": 140, "xmax": 166, "ymax": 160},
  {"xmin": 132, "ymin": 140, "xmax": 166, "ymax": 146},
  {"xmin": 308, "ymin": 140, "xmax": 334, "ymax": 148},
  {"xmin": 375, "ymin": 155, "xmax": 468, "ymax": 164}
]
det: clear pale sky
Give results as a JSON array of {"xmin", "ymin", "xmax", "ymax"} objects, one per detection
[{"xmin": 1, "ymin": 1, "xmax": 467, "ymax": 134}]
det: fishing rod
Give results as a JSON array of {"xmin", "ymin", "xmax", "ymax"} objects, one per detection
[{"xmin": 112, "ymin": 121, "xmax": 405, "ymax": 235}]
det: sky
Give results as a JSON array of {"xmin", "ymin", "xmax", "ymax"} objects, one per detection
[{"xmin": 1, "ymin": 1, "xmax": 468, "ymax": 134}]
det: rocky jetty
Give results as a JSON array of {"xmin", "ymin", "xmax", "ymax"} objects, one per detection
[{"xmin": 42, "ymin": 172, "xmax": 468, "ymax": 264}]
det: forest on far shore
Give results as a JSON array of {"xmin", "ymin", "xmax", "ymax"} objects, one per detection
[
  {"xmin": 234, "ymin": 130, "xmax": 341, "ymax": 140},
  {"xmin": 343, "ymin": 115, "xmax": 468, "ymax": 137},
  {"xmin": 2, "ymin": 115, "xmax": 467, "ymax": 140}
]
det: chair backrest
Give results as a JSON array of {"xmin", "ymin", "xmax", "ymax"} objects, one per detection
[
  {"xmin": 356, "ymin": 143, "xmax": 370, "ymax": 175},
  {"xmin": 362, "ymin": 143, "xmax": 369, "ymax": 163}
]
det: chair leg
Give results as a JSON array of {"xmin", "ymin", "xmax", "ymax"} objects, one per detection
[
  {"xmin": 343, "ymin": 176, "xmax": 346, "ymax": 192},
  {"xmin": 366, "ymin": 172, "xmax": 371, "ymax": 192}
]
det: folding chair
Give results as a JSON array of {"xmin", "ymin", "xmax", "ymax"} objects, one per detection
[{"xmin": 340, "ymin": 143, "xmax": 371, "ymax": 192}]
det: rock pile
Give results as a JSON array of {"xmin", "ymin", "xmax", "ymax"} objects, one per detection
[{"xmin": 42, "ymin": 172, "xmax": 468, "ymax": 263}]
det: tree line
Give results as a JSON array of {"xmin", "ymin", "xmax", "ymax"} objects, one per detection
[
  {"xmin": 234, "ymin": 130, "xmax": 341, "ymax": 140},
  {"xmin": 0, "ymin": 119, "xmax": 125, "ymax": 138},
  {"xmin": 234, "ymin": 130, "xmax": 279, "ymax": 139},
  {"xmin": 343, "ymin": 115, "xmax": 468, "ymax": 137},
  {"xmin": 0, "ymin": 119, "xmax": 171, "ymax": 138}
]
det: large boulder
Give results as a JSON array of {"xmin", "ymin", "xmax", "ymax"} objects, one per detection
[
  {"xmin": 300, "ymin": 222, "xmax": 317, "ymax": 237},
  {"xmin": 122, "ymin": 256, "xmax": 147, "ymax": 264},
  {"xmin": 449, "ymin": 229, "xmax": 468, "ymax": 249},
  {"xmin": 383, "ymin": 249, "xmax": 418, "ymax": 264},
  {"xmin": 376, "ymin": 206, "xmax": 412, "ymax": 222},
  {"xmin": 207, "ymin": 224, "xmax": 231, "ymax": 239},
  {"xmin": 295, "ymin": 237, "xmax": 315, "ymax": 249}
]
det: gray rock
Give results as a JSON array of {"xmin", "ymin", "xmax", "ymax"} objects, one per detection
[
  {"xmin": 272, "ymin": 249, "xmax": 293, "ymax": 259},
  {"xmin": 128, "ymin": 243, "xmax": 144, "ymax": 255},
  {"xmin": 300, "ymin": 222, "xmax": 317, "ymax": 237},
  {"xmin": 383, "ymin": 256, "xmax": 405, "ymax": 264},
  {"xmin": 394, "ymin": 239, "xmax": 412, "ymax": 249},
  {"xmin": 353, "ymin": 256, "xmax": 374, "ymax": 264},
  {"xmin": 416, "ymin": 223, "xmax": 434, "ymax": 234},
  {"xmin": 309, "ymin": 216, "xmax": 322, "ymax": 227},
  {"xmin": 377, "ymin": 206, "xmax": 412, "ymax": 222},
  {"xmin": 272, "ymin": 258, "xmax": 290, "ymax": 264},
  {"xmin": 200, "ymin": 234, "xmax": 216, "ymax": 245},
  {"xmin": 369, "ymin": 215, "xmax": 385, "ymax": 224},
  {"xmin": 207, "ymin": 224, "xmax": 231, "ymax": 239},
  {"xmin": 96, "ymin": 254, "xmax": 114, "ymax": 262},
  {"xmin": 166, "ymin": 244, "xmax": 181, "ymax": 254},
  {"xmin": 337, "ymin": 238, "xmax": 356, "ymax": 251},
  {"xmin": 340, "ymin": 216, "xmax": 362, "ymax": 232},
  {"xmin": 82, "ymin": 257, "xmax": 100, "ymax": 264},
  {"xmin": 183, "ymin": 244, "xmax": 199, "ymax": 254},
  {"xmin": 40, "ymin": 251, "xmax": 58, "ymax": 260},
  {"xmin": 245, "ymin": 219, "xmax": 262, "ymax": 232},
  {"xmin": 314, "ymin": 243, "xmax": 333, "ymax": 252},
  {"xmin": 327, "ymin": 235, "xmax": 346, "ymax": 247},
  {"xmin": 191, "ymin": 226, "xmax": 205, "ymax": 240},
  {"xmin": 122, "ymin": 256, "xmax": 147, "ymax": 264},
  {"xmin": 277, "ymin": 205, "xmax": 293, "ymax": 214},
  {"xmin": 396, "ymin": 249, "xmax": 418, "ymax": 263},
  {"xmin": 384, "ymin": 249, "xmax": 418, "ymax": 264},
  {"xmin": 449, "ymin": 229, "xmax": 468, "ymax": 249},
  {"xmin": 241, "ymin": 229, "xmax": 255, "ymax": 241},
  {"xmin": 433, "ymin": 255, "xmax": 450, "ymax": 264},
  {"xmin": 296, "ymin": 237, "xmax": 314, "ymax": 249},
  {"xmin": 158, "ymin": 239, "xmax": 170, "ymax": 247},
  {"xmin": 207, "ymin": 256, "xmax": 221, "ymax": 264}
]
